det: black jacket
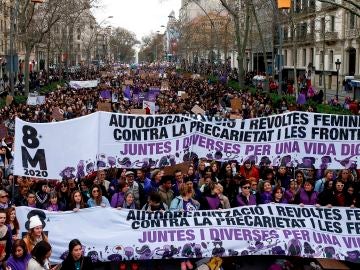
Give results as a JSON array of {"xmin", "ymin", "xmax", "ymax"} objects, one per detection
[{"xmin": 61, "ymin": 256, "xmax": 94, "ymax": 270}]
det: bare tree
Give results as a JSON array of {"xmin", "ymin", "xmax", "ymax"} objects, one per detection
[
  {"xmin": 109, "ymin": 27, "xmax": 139, "ymax": 63},
  {"xmin": 17, "ymin": 0, "xmax": 96, "ymax": 94}
]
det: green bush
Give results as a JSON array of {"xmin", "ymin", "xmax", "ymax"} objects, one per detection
[
  {"xmin": 39, "ymin": 80, "xmax": 65, "ymax": 95},
  {"xmin": 0, "ymin": 99, "xmax": 5, "ymax": 108},
  {"xmin": 316, "ymin": 104, "xmax": 352, "ymax": 115},
  {"xmin": 13, "ymin": 95, "xmax": 27, "ymax": 105},
  {"xmin": 207, "ymin": 75, "xmax": 219, "ymax": 84},
  {"xmin": 228, "ymin": 80, "xmax": 240, "ymax": 91}
]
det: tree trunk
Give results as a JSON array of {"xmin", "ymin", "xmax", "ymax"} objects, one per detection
[
  {"xmin": 24, "ymin": 45, "xmax": 32, "ymax": 95},
  {"xmin": 234, "ymin": 16, "xmax": 245, "ymax": 89},
  {"xmin": 250, "ymin": 1, "xmax": 269, "ymax": 92}
]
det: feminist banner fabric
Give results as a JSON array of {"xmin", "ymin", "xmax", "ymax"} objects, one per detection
[
  {"xmin": 14, "ymin": 111, "xmax": 360, "ymax": 179},
  {"xmin": 16, "ymin": 205, "xmax": 360, "ymax": 264},
  {"xmin": 69, "ymin": 80, "xmax": 98, "ymax": 89}
]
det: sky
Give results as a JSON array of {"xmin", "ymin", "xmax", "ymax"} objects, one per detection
[{"xmin": 93, "ymin": 0, "xmax": 181, "ymax": 42}]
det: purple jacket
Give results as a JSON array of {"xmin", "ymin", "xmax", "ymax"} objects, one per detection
[
  {"xmin": 6, "ymin": 253, "xmax": 31, "ymax": 270},
  {"xmin": 237, "ymin": 193, "xmax": 257, "ymax": 206},
  {"xmin": 110, "ymin": 192, "xmax": 125, "ymax": 208},
  {"xmin": 298, "ymin": 188, "xmax": 318, "ymax": 205},
  {"xmin": 259, "ymin": 191, "xmax": 272, "ymax": 204},
  {"xmin": 284, "ymin": 190, "xmax": 297, "ymax": 204}
]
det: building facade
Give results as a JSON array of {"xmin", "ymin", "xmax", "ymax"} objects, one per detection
[{"xmin": 280, "ymin": 0, "xmax": 359, "ymax": 91}]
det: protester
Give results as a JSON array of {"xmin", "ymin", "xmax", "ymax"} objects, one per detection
[
  {"xmin": 158, "ymin": 176, "xmax": 174, "ymax": 208},
  {"xmin": 0, "ymin": 209, "xmax": 12, "ymax": 265},
  {"xmin": 169, "ymin": 183, "xmax": 200, "ymax": 211},
  {"xmin": 141, "ymin": 192, "xmax": 167, "ymax": 212},
  {"xmin": 87, "ymin": 184, "xmax": 110, "ymax": 208},
  {"xmin": 284, "ymin": 179, "xmax": 299, "ymax": 204},
  {"xmin": 236, "ymin": 180, "xmax": 257, "ymax": 206},
  {"xmin": 272, "ymin": 186, "xmax": 287, "ymax": 204},
  {"xmin": 60, "ymin": 239, "xmax": 94, "ymax": 270},
  {"xmin": 122, "ymin": 192, "xmax": 137, "ymax": 209},
  {"xmin": 27, "ymin": 241, "xmax": 53, "ymax": 270},
  {"xmin": 0, "ymin": 190, "xmax": 10, "ymax": 210},
  {"xmin": 5, "ymin": 207, "xmax": 19, "ymax": 241},
  {"xmin": 110, "ymin": 182, "xmax": 128, "ymax": 209},
  {"xmin": 23, "ymin": 215, "xmax": 48, "ymax": 252},
  {"xmin": 69, "ymin": 190, "xmax": 88, "ymax": 211},
  {"xmin": 258, "ymin": 180, "xmax": 273, "ymax": 204},
  {"xmin": 5, "ymin": 239, "xmax": 31, "ymax": 270},
  {"xmin": 200, "ymin": 182, "xmax": 223, "ymax": 210},
  {"xmin": 294, "ymin": 180, "xmax": 318, "ymax": 206},
  {"xmin": 125, "ymin": 171, "xmax": 140, "ymax": 208}
]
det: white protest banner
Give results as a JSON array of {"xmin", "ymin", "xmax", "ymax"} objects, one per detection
[
  {"xmin": 14, "ymin": 112, "xmax": 360, "ymax": 179},
  {"xmin": 16, "ymin": 205, "xmax": 360, "ymax": 264},
  {"xmin": 14, "ymin": 114, "xmax": 99, "ymax": 179},
  {"xmin": 26, "ymin": 96, "xmax": 37, "ymax": 106},
  {"xmin": 69, "ymin": 80, "xmax": 98, "ymax": 89}
]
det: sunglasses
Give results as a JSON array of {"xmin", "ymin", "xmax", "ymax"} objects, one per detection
[{"xmin": 242, "ymin": 186, "xmax": 251, "ymax": 189}]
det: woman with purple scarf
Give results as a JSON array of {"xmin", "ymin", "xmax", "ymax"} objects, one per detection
[
  {"xmin": 5, "ymin": 239, "xmax": 31, "ymax": 270},
  {"xmin": 237, "ymin": 180, "xmax": 257, "ymax": 206}
]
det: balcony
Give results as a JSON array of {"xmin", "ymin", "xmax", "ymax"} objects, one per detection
[
  {"xmin": 345, "ymin": 28, "xmax": 360, "ymax": 39},
  {"xmin": 321, "ymin": 3, "xmax": 338, "ymax": 12},
  {"xmin": 324, "ymin": 31, "xmax": 339, "ymax": 41}
]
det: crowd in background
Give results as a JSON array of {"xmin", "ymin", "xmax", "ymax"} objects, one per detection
[{"xmin": 0, "ymin": 64, "xmax": 359, "ymax": 269}]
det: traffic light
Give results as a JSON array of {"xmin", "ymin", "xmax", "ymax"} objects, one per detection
[{"xmin": 277, "ymin": 0, "xmax": 291, "ymax": 9}]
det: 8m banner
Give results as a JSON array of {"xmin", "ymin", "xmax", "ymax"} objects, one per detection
[
  {"xmin": 14, "ymin": 112, "xmax": 360, "ymax": 179},
  {"xmin": 16, "ymin": 205, "xmax": 360, "ymax": 264}
]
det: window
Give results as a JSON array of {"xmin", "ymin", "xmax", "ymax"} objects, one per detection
[
  {"xmin": 302, "ymin": 0, "xmax": 308, "ymax": 10},
  {"xmin": 350, "ymin": 13, "xmax": 355, "ymax": 29},
  {"xmin": 321, "ymin": 17, "xmax": 326, "ymax": 35},
  {"xmin": 284, "ymin": 50, "xmax": 288, "ymax": 66},
  {"xmin": 320, "ymin": 51, "xmax": 324, "ymax": 69},
  {"xmin": 329, "ymin": 50, "xmax": 334, "ymax": 70},
  {"xmin": 310, "ymin": 48, "xmax": 314, "ymax": 64},
  {"xmin": 303, "ymin": 49, "xmax": 307, "ymax": 67},
  {"xmin": 330, "ymin": 16, "xmax": 335, "ymax": 32}
]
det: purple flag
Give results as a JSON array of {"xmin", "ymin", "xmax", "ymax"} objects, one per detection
[
  {"xmin": 100, "ymin": 90, "xmax": 111, "ymax": 99},
  {"xmin": 123, "ymin": 86, "xmax": 132, "ymax": 100}
]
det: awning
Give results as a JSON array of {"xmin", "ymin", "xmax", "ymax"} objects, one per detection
[{"xmin": 350, "ymin": 79, "xmax": 360, "ymax": 88}]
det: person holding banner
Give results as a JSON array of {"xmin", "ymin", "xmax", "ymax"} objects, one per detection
[
  {"xmin": 23, "ymin": 215, "xmax": 48, "ymax": 253},
  {"xmin": 258, "ymin": 180, "xmax": 273, "ymax": 204},
  {"xmin": 284, "ymin": 180, "xmax": 299, "ymax": 204},
  {"xmin": 87, "ymin": 185, "xmax": 110, "ymax": 208},
  {"xmin": 294, "ymin": 179, "xmax": 318, "ymax": 206},
  {"xmin": 169, "ymin": 182, "xmax": 198, "ymax": 270},
  {"xmin": 271, "ymin": 186, "xmax": 287, "ymax": 204},
  {"xmin": 68, "ymin": 191, "xmax": 88, "ymax": 211},
  {"xmin": 169, "ymin": 183, "xmax": 200, "ymax": 212},
  {"xmin": 236, "ymin": 180, "xmax": 257, "ymax": 206},
  {"xmin": 59, "ymin": 239, "xmax": 94, "ymax": 270},
  {"xmin": 110, "ymin": 182, "xmax": 129, "ymax": 209}
]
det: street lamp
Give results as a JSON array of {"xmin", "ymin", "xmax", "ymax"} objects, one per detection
[{"xmin": 335, "ymin": 59, "xmax": 341, "ymax": 100}]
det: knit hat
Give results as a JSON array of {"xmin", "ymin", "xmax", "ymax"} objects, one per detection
[
  {"xmin": 29, "ymin": 215, "xmax": 42, "ymax": 229},
  {"xmin": 125, "ymin": 171, "xmax": 134, "ymax": 176}
]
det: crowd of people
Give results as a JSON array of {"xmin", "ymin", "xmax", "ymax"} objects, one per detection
[{"xmin": 0, "ymin": 64, "xmax": 359, "ymax": 269}]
